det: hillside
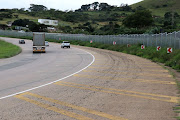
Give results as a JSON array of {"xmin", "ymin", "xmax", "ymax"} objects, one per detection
[
  {"xmin": 0, "ymin": 1, "xmax": 180, "ymax": 34},
  {"xmin": 131, "ymin": 0, "xmax": 180, "ymax": 16},
  {"xmin": 0, "ymin": 13, "xmax": 39, "ymax": 25}
]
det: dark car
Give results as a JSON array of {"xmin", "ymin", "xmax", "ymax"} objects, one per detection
[{"xmin": 19, "ymin": 40, "xmax": 25, "ymax": 44}]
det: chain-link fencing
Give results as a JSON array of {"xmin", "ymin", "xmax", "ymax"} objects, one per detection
[{"xmin": 0, "ymin": 30, "xmax": 180, "ymax": 49}]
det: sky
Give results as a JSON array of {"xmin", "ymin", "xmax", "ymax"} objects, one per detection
[{"xmin": 0, "ymin": 0, "xmax": 143, "ymax": 11}]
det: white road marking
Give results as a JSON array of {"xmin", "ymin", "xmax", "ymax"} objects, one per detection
[{"xmin": 0, "ymin": 47, "xmax": 95, "ymax": 100}]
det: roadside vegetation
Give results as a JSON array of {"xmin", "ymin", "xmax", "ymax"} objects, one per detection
[
  {"xmin": 44, "ymin": 38, "xmax": 180, "ymax": 72},
  {"xmin": 72, "ymin": 40, "xmax": 180, "ymax": 71},
  {"xmin": 1, "ymin": 35, "xmax": 179, "ymax": 71},
  {"xmin": 0, "ymin": 40, "xmax": 21, "ymax": 58},
  {"xmin": 0, "ymin": 0, "xmax": 180, "ymax": 34}
]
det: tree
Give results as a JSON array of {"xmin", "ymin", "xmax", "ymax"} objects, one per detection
[
  {"xmin": 29, "ymin": 4, "xmax": 47, "ymax": 12},
  {"xmin": 163, "ymin": 11, "xmax": 179, "ymax": 28},
  {"xmin": 19, "ymin": 8, "xmax": 25, "ymax": 11},
  {"xmin": 12, "ymin": 19, "xmax": 48, "ymax": 32},
  {"xmin": 119, "ymin": 4, "xmax": 132, "ymax": 11},
  {"xmin": 12, "ymin": 19, "xmax": 31, "ymax": 27},
  {"xmin": 135, "ymin": 6, "xmax": 146, "ymax": 11},
  {"xmin": 99, "ymin": 3, "xmax": 110, "ymax": 11},
  {"xmin": 0, "ymin": 13, "xmax": 13, "ymax": 19},
  {"xmin": 81, "ymin": 4, "xmax": 91, "ymax": 11},
  {"xmin": 14, "ymin": 14, "xmax": 19, "ymax": 18},
  {"xmin": 18, "ymin": 8, "xmax": 25, "ymax": 13},
  {"xmin": 63, "ymin": 12, "xmax": 89, "ymax": 22},
  {"xmin": 164, "ymin": 11, "xmax": 179, "ymax": 19},
  {"xmin": 100, "ymin": 22, "xmax": 120, "ymax": 34},
  {"xmin": 123, "ymin": 10, "xmax": 153, "ymax": 28},
  {"xmin": 92, "ymin": 2, "xmax": 99, "ymax": 10},
  {"xmin": 28, "ymin": 22, "xmax": 48, "ymax": 32},
  {"xmin": 0, "ymin": 24, "xmax": 8, "ymax": 30}
]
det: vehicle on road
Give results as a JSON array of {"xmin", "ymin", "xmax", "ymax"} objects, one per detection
[
  {"xmin": 45, "ymin": 41, "xmax": 49, "ymax": 46},
  {"xmin": 19, "ymin": 40, "xmax": 25, "ymax": 44},
  {"xmin": 33, "ymin": 33, "xmax": 46, "ymax": 53},
  {"xmin": 61, "ymin": 41, "xmax": 70, "ymax": 48}
]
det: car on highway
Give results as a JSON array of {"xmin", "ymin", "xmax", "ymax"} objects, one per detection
[
  {"xmin": 19, "ymin": 40, "xmax": 25, "ymax": 44},
  {"xmin": 45, "ymin": 41, "xmax": 49, "ymax": 46},
  {"xmin": 61, "ymin": 41, "xmax": 70, "ymax": 48}
]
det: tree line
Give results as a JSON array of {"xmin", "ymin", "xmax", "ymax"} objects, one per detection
[
  {"xmin": 75, "ymin": 2, "xmax": 133, "ymax": 12},
  {"xmin": 0, "ymin": 3, "xmax": 180, "ymax": 34}
]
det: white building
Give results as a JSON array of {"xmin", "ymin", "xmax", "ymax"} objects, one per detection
[{"xmin": 38, "ymin": 19, "xmax": 58, "ymax": 26}]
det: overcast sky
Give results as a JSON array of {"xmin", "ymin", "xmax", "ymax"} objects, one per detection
[{"xmin": 0, "ymin": 0, "xmax": 143, "ymax": 11}]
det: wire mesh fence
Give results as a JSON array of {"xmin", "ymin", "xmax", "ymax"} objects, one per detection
[{"xmin": 0, "ymin": 30, "xmax": 180, "ymax": 49}]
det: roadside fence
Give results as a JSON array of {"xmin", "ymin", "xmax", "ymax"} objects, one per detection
[{"xmin": 0, "ymin": 30, "xmax": 180, "ymax": 49}]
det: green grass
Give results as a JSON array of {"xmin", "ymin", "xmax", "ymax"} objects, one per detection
[
  {"xmin": 0, "ymin": 13, "xmax": 39, "ymax": 25},
  {"xmin": 175, "ymin": 117, "xmax": 180, "ymax": 120},
  {"xmin": 66, "ymin": 40, "xmax": 180, "ymax": 71},
  {"xmin": 131, "ymin": 0, "xmax": 180, "ymax": 16},
  {"xmin": 0, "ymin": 40, "xmax": 22, "ymax": 58}
]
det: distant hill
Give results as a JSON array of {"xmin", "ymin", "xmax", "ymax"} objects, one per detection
[
  {"xmin": 1, "ymin": 1, "xmax": 180, "ymax": 34},
  {"xmin": 131, "ymin": 0, "xmax": 180, "ymax": 16}
]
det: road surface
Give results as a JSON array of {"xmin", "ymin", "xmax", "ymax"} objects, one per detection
[{"xmin": 0, "ymin": 37, "xmax": 178, "ymax": 120}]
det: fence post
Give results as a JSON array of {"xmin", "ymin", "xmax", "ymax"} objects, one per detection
[{"xmin": 174, "ymin": 32, "xmax": 176, "ymax": 49}]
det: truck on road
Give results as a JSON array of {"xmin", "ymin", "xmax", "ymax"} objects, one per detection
[{"xmin": 33, "ymin": 33, "xmax": 46, "ymax": 53}]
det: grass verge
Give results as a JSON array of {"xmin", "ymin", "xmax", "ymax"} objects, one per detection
[
  {"xmin": 67, "ymin": 40, "xmax": 180, "ymax": 72},
  {"xmin": 0, "ymin": 40, "xmax": 22, "ymax": 59}
]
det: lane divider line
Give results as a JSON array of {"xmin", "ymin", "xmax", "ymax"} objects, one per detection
[
  {"xmin": 55, "ymin": 81, "xmax": 179, "ymax": 103},
  {"xmin": 73, "ymin": 74, "xmax": 176, "ymax": 85},
  {"xmin": 15, "ymin": 94, "xmax": 94, "ymax": 120},
  {"xmin": 15, "ymin": 92, "xmax": 127, "ymax": 120},
  {"xmin": 89, "ymin": 66, "xmax": 169, "ymax": 72},
  {"xmin": 92, "ymin": 64, "xmax": 163, "ymax": 69},
  {"xmin": 82, "ymin": 70, "xmax": 172, "ymax": 78},
  {"xmin": 0, "ymin": 48, "xmax": 95, "ymax": 100}
]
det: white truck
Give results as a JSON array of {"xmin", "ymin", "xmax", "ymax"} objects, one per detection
[{"xmin": 33, "ymin": 33, "xmax": 46, "ymax": 53}]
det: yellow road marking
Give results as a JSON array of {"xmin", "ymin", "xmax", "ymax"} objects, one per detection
[
  {"xmin": 15, "ymin": 94, "xmax": 93, "ymax": 120},
  {"xmin": 92, "ymin": 63, "xmax": 160, "ymax": 66},
  {"xmin": 21, "ymin": 92, "xmax": 127, "ymax": 120},
  {"xmin": 92, "ymin": 64, "xmax": 162, "ymax": 68},
  {"xmin": 55, "ymin": 82, "xmax": 179, "ymax": 103},
  {"xmin": 94, "ymin": 59, "xmax": 106, "ymax": 61},
  {"xmin": 82, "ymin": 70, "xmax": 172, "ymax": 78},
  {"xmin": 73, "ymin": 74, "xmax": 176, "ymax": 85},
  {"xmin": 89, "ymin": 66, "xmax": 169, "ymax": 72}
]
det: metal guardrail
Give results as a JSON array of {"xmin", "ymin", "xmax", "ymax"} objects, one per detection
[{"xmin": 0, "ymin": 30, "xmax": 180, "ymax": 49}]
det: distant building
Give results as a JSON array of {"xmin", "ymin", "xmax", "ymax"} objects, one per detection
[
  {"xmin": 47, "ymin": 27, "xmax": 57, "ymax": 32},
  {"xmin": 38, "ymin": 19, "xmax": 58, "ymax": 26},
  {"xmin": 15, "ymin": 26, "xmax": 29, "ymax": 31},
  {"xmin": 7, "ymin": 21, "xmax": 13, "ymax": 27}
]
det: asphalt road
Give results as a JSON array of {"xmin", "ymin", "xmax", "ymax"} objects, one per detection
[
  {"xmin": 0, "ymin": 37, "xmax": 178, "ymax": 120},
  {"xmin": 0, "ymin": 37, "xmax": 93, "ymax": 98}
]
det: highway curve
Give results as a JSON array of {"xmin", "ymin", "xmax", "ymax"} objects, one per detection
[{"xmin": 0, "ymin": 37, "xmax": 178, "ymax": 120}]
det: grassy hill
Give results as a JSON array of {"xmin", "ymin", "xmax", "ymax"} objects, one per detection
[
  {"xmin": 0, "ymin": 10, "xmax": 129, "ymax": 30},
  {"xmin": 131, "ymin": 0, "xmax": 180, "ymax": 16},
  {"xmin": 0, "ymin": 1, "xmax": 180, "ymax": 34},
  {"xmin": 0, "ymin": 13, "xmax": 39, "ymax": 25}
]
